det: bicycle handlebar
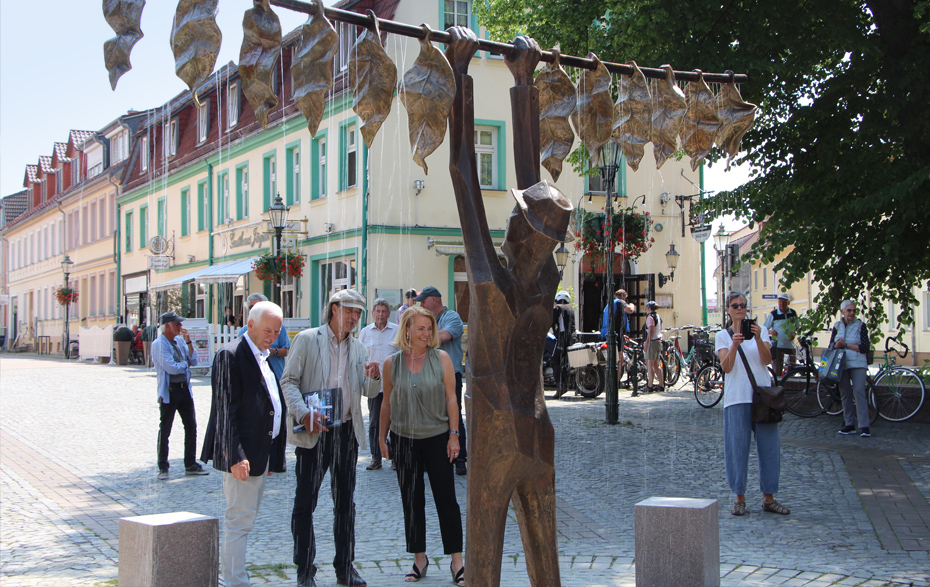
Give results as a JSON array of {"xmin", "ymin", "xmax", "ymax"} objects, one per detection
[{"xmin": 885, "ymin": 336, "xmax": 908, "ymax": 359}]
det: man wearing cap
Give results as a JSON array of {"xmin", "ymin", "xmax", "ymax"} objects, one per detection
[
  {"xmin": 414, "ymin": 286, "xmax": 467, "ymax": 475},
  {"xmin": 396, "ymin": 289, "xmax": 418, "ymax": 324},
  {"xmin": 238, "ymin": 293, "xmax": 290, "ymax": 380},
  {"xmin": 644, "ymin": 301, "xmax": 664, "ymax": 392},
  {"xmin": 203, "ymin": 301, "xmax": 288, "ymax": 587},
  {"xmin": 152, "ymin": 311, "xmax": 207, "ymax": 479},
  {"xmin": 764, "ymin": 293, "xmax": 799, "ymax": 377},
  {"xmin": 601, "ymin": 289, "xmax": 636, "ymax": 389},
  {"xmin": 358, "ymin": 297, "xmax": 399, "ymax": 470},
  {"xmin": 280, "ymin": 289, "xmax": 381, "ymax": 587}
]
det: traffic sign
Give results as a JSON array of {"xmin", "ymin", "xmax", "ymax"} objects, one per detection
[{"xmin": 761, "ymin": 294, "xmax": 777, "ymax": 300}]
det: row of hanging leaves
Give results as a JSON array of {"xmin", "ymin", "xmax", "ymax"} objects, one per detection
[{"xmin": 104, "ymin": 0, "xmax": 757, "ymax": 181}]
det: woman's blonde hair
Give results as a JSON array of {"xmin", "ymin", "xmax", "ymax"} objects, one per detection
[{"xmin": 394, "ymin": 305, "xmax": 440, "ymax": 352}]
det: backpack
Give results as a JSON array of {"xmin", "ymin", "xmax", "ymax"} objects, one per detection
[{"xmin": 641, "ymin": 311, "xmax": 658, "ymax": 340}]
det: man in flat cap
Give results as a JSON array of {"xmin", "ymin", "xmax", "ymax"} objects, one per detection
[
  {"xmin": 152, "ymin": 311, "xmax": 207, "ymax": 479},
  {"xmin": 764, "ymin": 292, "xmax": 799, "ymax": 377},
  {"xmin": 280, "ymin": 289, "xmax": 381, "ymax": 587}
]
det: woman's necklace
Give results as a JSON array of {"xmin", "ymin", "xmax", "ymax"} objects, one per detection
[{"xmin": 408, "ymin": 349, "xmax": 427, "ymax": 387}]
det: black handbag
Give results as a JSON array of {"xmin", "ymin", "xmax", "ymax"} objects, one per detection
[{"xmin": 736, "ymin": 345, "xmax": 786, "ymax": 424}]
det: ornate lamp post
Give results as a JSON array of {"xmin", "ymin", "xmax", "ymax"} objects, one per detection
[
  {"xmin": 598, "ymin": 139, "xmax": 623, "ymax": 425},
  {"xmin": 267, "ymin": 194, "xmax": 289, "ymax": 306},
  {"xmin": 658, "ymin": 243, "xmax": 681, "ymax": 287},
  {"xmin": 61, "ymin": 254, "xmax": 74, "ymax": 359},
  {"xmin": 554, "ymin": 242, "xmax": 569, "ymax": 279},
  {"xmin": 713, "ymin": 225, "xmax": 731, "ymax": 325}
]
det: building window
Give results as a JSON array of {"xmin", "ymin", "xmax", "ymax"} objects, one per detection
[
  {"xmin": 321, "ymin": 257, "xmax": 357, "ymax": 301},
  {"xmin": 282, "ymin": 276, "xmax": 296, "ymax": 318},
  {"xmin": 108, "ymin": 270, "xmax": 116, "ymax": 314},
  {"xmin": 141, "ymin": 136, "xmax": 149, "ymax": 171},
  {"xmin": 71, "ymin": 153, "xmax": 82, "ymax": 184},
  {"xmin": 41, "ymin": 179, "xmax": 48, "ymax": 203},
  {"xmin": 263, "ymin": 153, "xmax": 277, "ymax": 211},
  {"xmin": 112, "ymin": 130, "xmax": 128, "ymax": 163},
  {"xmin": 90, "ymin": 201, "xmax": 97, "ymax": 241},
  {"xmin": 157, "ymin": 197, "xmax": 166, "ymax": 237},
  {"xmin": 312, "ymin": 135, "xmax": 327, "ymax": 200},
  {"xmin": 763, "ymin": 267, "xmax": 768, "ymax": 289},
  {"xmin": 474, "ymin": 126, "xmax": 498, "ymax": 189},
  {"xmin": 286, "ymin": 144, "xmax": 300, "ymax": 205},
  {"xmin": 99, "ymin": 197, "xmax": 107, "ymax": 239},
  {"xmin": 339, "ymin": 124, "xmax": 357, "ymax": 191},
  {"xmin": 82, "ymin": 206, "xmax": 89, "ymax": 245},
  {"xmin": 197, "ymin": 181, "xmax": 208, "ymax": 232},
  {"xmin": 197, "ymin": 100, "xmax": 210, "ymax": 143},
  {"xmin": 236, "ymin": 164, "xmax": 249, "ymax": 219},
  {"xmin": 337, "ymin": 21, "xmax": 353, "ymax": 72},
  {"xmin": 55, "ymin": 169, "xmax": 63, "ymax": 194},
  {"xmin": 139, "ymin": 205, "xmax": 148, "ymax": 249},
  {"xmin": 125, "ymin": 211, "xmax": 133, "ymax": 253},
  {"xmin": 181, "ymin": 188, "xmax": 190, "ymax": 236},
  {"xmin": 444, "ymin": 0, "xmax": 472, "ymax": 28},
  {"xmin": 923, "ymin": 290, "xmax": 930, "ymax": 331},
  {"xmin": 228, "ymin": 81, "xmax": 240, "ymax": 129},
  {"xmin": 165, "ymin": 118, "xmax": 179, "ymax": 158},
  {"xmin": 217, "ymin": 171, "xmax": 230, "ymax": 224}
]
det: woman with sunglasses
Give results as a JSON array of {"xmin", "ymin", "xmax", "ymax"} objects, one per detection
[
  {"xmin": 831, "ymin": 300, "xmax": 872, "ymax": 437},
  {"xmin": 716, "ymin": 291, "xmax": 790, "ymax": 516}
]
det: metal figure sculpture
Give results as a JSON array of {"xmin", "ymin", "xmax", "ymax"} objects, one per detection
[{"xmin": 445, "ymin": 27, "xmax": 570, "ymax": 587}]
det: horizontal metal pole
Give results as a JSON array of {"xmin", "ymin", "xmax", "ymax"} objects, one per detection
[{"xmin": 269, "ymin": 0, "xmax": 749, "ymax": 83}]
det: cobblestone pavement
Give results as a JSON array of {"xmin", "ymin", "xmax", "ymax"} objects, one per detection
[{"xmin": 1, "ymin": 355, "xmax": 929, "ymax": 586}]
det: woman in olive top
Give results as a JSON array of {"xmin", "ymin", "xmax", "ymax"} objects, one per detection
[{"xmin": 379, "ymin": 306, "xmax": 464, "ymax": 586}]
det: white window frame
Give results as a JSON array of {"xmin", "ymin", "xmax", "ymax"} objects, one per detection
[
  {"xmin": 71, "ymin": 154, "xmax": 82, "ymax": 184},
  {"xmin": 444, "ymin": 0, "xmax": 472, "ymax": 28},
  {"xmin": 346, "ymin": 127, "xmax": 357, "ymax": 189},
  {"xmin": 55, "ymin": 169, "xmax": 62, "ymax": 194},
  {"xmin": 337, "ymin": 21, "xmax": 354, "ymax": 72},
  {"xmin": 141, "ymin": 136, "xmax": 149, "ymax": 171},
  {"xmin": 165, "ymin": 118, "xmax": 179, "ymax": 158},
  {"xmin": 291, "ymin": 146, "xmax": 300, "ymax": 204},
  {"xmin": 197, "ymin": 100, "xmax": 210, "ymax": 144},
  {"xmin": 474, "ymin": 126, "xmax": 498, "ymax": 190},
  {"xmin": 227, "ymin": 80, "xmax": 240, "ymax": 129},
  {"xmin": 220, "ymin": 173, "xmax": 230, "ymax": 223},
  {"xmin": 319, "ymin": 138, "xmax": 327, "ymax": 198}
]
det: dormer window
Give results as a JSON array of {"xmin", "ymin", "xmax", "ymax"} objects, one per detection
[
  {"xmin": 197, "ymin": 100, "xmax": 210, "ymax": 143},
  {"xmin": 112, "ymin": 130, "xmax": 129, "ymax": 163},
  {"xmin": 227, "ymin": 80, "xmax": 240, "ymax": 129},
  {"xmin": 164, "ymin": 118, "xmax": 178, "ymax": 158}
]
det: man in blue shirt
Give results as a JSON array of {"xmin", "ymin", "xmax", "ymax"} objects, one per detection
[
  {"xmin": 415, "ymin": 286, "xmax": 467, "ymax": 475},
  {"xmin": 238, "ymin": 293, "xmax": 290, "ymax": 379},
  {"xmin": 601, "ymin": 289, "xmax": 635, "ymax": 388},
  {"xmin": 152, "ymin": 311, "xmax": 207, "ymax": 479}
]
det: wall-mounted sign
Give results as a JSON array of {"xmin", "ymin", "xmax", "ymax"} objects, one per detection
[
  {"xmin": 691, "ymin": 224, "xmax": 712, "ymax": 243},
  {"xmin": 149, "ymin": 235, "xmax": 168, "ymax": 255},
  {"xmin": 761, "ymin": 294, "xmax": 777, "ymax": 300},
  {"xmin": 148, "ymin": 256, "xmax": 170, "ymax": 270}
]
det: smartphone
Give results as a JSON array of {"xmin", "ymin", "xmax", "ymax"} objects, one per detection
[{"xmin": 741, "ymin": 318, "xmax": 756, "ymax": 341}]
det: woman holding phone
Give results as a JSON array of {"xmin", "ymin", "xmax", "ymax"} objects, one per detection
[
  {"xmin": 715, "ymin": 291, "xmax": 790, "ymax": 517},
  {"xmin": 379, "ymin": 306, "xmax": 465, "ymax": 585}
]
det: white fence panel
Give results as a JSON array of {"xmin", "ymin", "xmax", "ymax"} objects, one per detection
[{"xmin": 79, "ymin": 326, "xmax": 113, "ymax": 360}]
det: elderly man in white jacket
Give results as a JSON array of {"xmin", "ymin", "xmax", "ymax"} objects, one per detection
[{"xmin": 280, "ymin": 289, "xmax": 380, "ymax": 587}]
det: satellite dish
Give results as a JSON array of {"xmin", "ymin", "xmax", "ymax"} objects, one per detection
[{"xmin": 149, "ymin": 235, "xmax": 168, "ymax": 255}]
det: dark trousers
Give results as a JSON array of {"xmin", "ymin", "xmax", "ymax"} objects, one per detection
[
  {"xmin": 390, "ymin": 431, "xmax": 463, "ymax": 554},
  {"xmin": 368, "ymin": 394, "xmax": 383, "ymax": 460},
  {"xmin": 773, "ymin": 347, "xmax": 795, "ymax": 379},
  {"xmin": 454, "ymin": 372, "xmax": 467, "ymax": 463},
  {"xmin": 157, "ymin": 382, "xmax": 197, "ymax": 470},
  {"xmin": 292, "ymin": 423, "xmax": 358, "ymax": 581}
]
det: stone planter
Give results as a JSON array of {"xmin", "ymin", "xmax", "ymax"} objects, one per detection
[{"xmin": 114, "ymin": 341, "xmax": 131, "ymax": 365}]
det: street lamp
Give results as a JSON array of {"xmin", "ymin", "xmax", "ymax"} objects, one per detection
[
  {"xmin": 61, "ymin": 254, "xmax": 74, "ymax": 359},
  {"xmin": 554, "ymin": 242, "xmax": 569, "ymax": 279},
  {"xmin": 267, "ymin": 193, "xmax": 289, "ymax": 306},
  {"xmin": 713, "ymin": 225, "xmax": 731, "ymax": 324},
  {"xmin": 598, "ymin": 138, "xmax": 623, "ymax": 425},
  {"xmin": 658, "ymin": 243, "xmax": 681, "ymax": 288}
]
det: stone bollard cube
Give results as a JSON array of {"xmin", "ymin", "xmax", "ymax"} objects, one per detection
[
  {"xmin": 634, "ymin": 497, "xmax": 719, "ymax": 587},
  {"xmin": 118, "ymin": 511, "xmax": 219, "ymax": 587}
]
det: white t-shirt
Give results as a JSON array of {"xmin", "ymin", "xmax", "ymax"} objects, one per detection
[{"xmin": 715, "ymin": 327, "xmax": 772, "ymax": 408}]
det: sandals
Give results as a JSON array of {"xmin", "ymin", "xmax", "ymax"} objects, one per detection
[
  {"xmin": 405, "ymin": 557, "xmax": 428, "ymax": 582},
  {"xmin": 762, "ymin": 500, "xmax": 791, "ymax": 515},
  {"xmin": 730, "ymin": 501, "xmax": 746, "ymax": 516},
  {"xmin": 451, "ymin": 562, "xmax": 465, "ymax": 586}
]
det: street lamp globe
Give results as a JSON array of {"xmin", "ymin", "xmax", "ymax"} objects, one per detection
[
  {"xmin": 268, "ymin": 194, "xmax": 289, "ymax": 231},
  {"xmin": 61, "ymin": 254, "xmax": 74, "ymax": 278},
  {"xmin": 713, "ymin": 224, "xmax": 731, "ymax": 252},
  {"xmin": 665, "ymin": 243, "xmax": 680, "ymax": 271}
]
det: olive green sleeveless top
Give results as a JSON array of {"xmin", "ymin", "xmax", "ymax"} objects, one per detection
[{"xmin": 389, "ymin": 349, "xmax": 449, "ymax": 439}]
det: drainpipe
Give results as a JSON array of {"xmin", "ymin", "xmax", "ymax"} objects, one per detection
[
  {"xmin": 699, "ymin": 165, "xmax": 708, "ymax": 326},
  {"xmin": 107, "ymin": 175, "xmax": 121, "ymax": 320}
]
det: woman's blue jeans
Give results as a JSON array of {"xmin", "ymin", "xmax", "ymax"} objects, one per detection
[{"xmin": 724, "ymin": 403, "xmax": 781, "ymax": 495}]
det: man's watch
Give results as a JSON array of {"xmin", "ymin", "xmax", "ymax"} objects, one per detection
[{"xmin": 449, "ymin": 429, "xmax": 459, "ymax": 435}]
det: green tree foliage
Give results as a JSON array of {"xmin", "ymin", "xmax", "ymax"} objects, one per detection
[{"xmin": 475, "ymin": 0, "xmax": 930, "ymax": 334}]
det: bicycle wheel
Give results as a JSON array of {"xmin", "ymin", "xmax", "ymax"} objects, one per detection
[
  {"xmin": 780, "ymin": 366, "xmax": 823, "ymax": 418},
  {"xmin": 694, "ymin": 364, "xmax": 724, "ymax": 408},
  {"xmin": 817, "ymin": 379, "xmax": 843, "ymax": 416},
  {"xmin": 575, "ymin": 365, "xmax": 602, "ymax": 398},
  {"xmin": 664, "ymin": 351, "xmax": 682, "ymax": 387},
  {"xmin": 872, "ymin": 367, "xmax": 927, "ymax": 422}
]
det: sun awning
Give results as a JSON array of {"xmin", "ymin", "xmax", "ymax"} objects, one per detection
[{"xmin": 149, "ymin": 256, "xmax": 259, "ymax": 292}]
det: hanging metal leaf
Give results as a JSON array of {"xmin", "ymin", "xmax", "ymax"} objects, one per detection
[
  {"xmin": 570, "ymin": 53, "xmax": 613, "ymax": 167},
  {"xmin": 680, "ymin": 71, "xmax": 722, "ymax": 171},
  {"xmin": 715, "ymin": 79, "xmax": 757, "ymax": 170},
  {"xmin": 292, "ymin": 3, "xmax": 339, "ymax": 137},
  {"xmin": 535, "ymin": 51, "xmax": 575, "ymax": 182},
  {"xmin": 651, "ymin": 64, "xmax": 687, "ymax": 170},
  {"xmin": 170, "ymin": 0, "xmax": 222, "ymax": 107},
  {"xmin": 349, "ymin": 12, "xmax": 398, "ymax": 148},
  {"xmin": 612, "ymin": 61, "xmax": 652, "ymax": 172},
  {"xmin": 399, "ymin": 25, "xmax": 455, "ymax": 174},
  {"xmin": 103, "ymin": 0, "xmax": 145, "ymax": 90},
  {"xmin": 239, "ymin": 0, "xmax": 282, "ymax": 130}
]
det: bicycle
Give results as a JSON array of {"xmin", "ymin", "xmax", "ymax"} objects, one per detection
[
  {"xmin": 819, "ymin": 336, "xmax": 926, "ymax": 422},
  {"xmin": 779, "ymin": 335, "xmax": 826, "ymax": 418},
  {"xmin": 663, "ymin": 326, "xmax": 718, "ymax": 388}
]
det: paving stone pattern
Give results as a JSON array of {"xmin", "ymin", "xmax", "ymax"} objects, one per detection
[{"xmin": 1, "ymin": 356, "xmax": 929, "ymax": 586}]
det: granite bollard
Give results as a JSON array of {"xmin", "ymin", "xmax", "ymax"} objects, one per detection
[
  {"xmin": 634, "ymin": 497, "xmax": 719, "ymax": 587},
  {"xmin": 118, "ymin": 511, "xmax": 218, "ymax": 587}
]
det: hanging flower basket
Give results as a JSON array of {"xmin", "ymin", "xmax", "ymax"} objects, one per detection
[
  {"xmin": 54, "ymin": 286, "xmax": 79, "ymax": 306},
  {"xmin": 573, "ymin": 207, "xmax": 655, "ymax": 263},
  {"xmin": 253, "ymin": 250, "xmax": 305, "ymax": 284}
]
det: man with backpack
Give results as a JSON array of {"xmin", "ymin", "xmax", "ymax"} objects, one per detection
[
  {"xmin": 601, "ymin": 289, "xmax": 635, "ymax": 389},
  {"xmin": 643, "ymin": 301, "xmax": 663, "ymax": 393}
]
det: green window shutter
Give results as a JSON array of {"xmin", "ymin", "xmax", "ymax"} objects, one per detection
[
  {"xmin": 197, "ymin": 182, "xmax": 206, "ymax": 231},
  {"xmin": 139, "ymin": 205, "xmax": 148, "ymax": 249},
  {"xmin": 181, "ymin": 188, "xmax": 189, "ymax": 237},
  {"xmin": 125, "ymin": 211, "xmax": 132, "ymax": 253},
  {"xmin": 157, "ymin": 198, "xmax": 165, "ymax": 237}
]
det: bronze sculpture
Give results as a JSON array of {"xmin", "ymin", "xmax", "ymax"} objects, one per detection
[
  {"xmin": 445, "ymin": 28, "xmax": 569, "ymax": 587},
  {"xmin": 239, "ymin": 0, "xmax": 282, "ymax": 130},
  {"xmin": 348, "ymin": 11, "xmax": 397, "ymax": 148},
  {"xmin": 170, "ymin": 0, "xmax": 222, "ymax": 107},
  {"xmin": 103, "ymin": 0, "xmax": 145, "ymax": 90},
  {"xmin": 292, "ymin": 2, "xmax": 339, "ymax": 137},
  {"xmin": 681, "ymin": 71, "xmax": 722, "ymax": 171}
]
